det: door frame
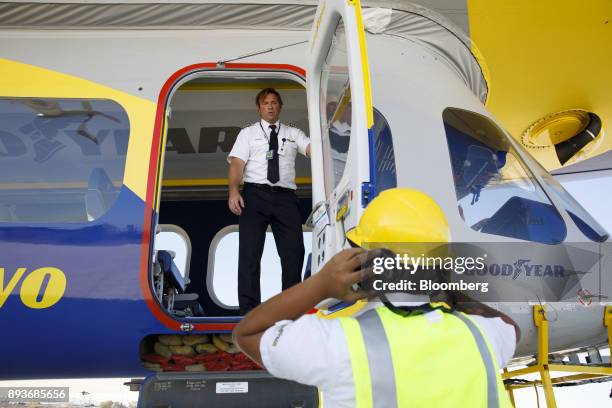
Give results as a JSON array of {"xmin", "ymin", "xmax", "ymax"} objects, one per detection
[{"xmin": 141, "ymin": 63, "xmax": 307, "ymax": 331}]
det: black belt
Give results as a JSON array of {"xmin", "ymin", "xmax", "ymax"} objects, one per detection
[{"xmin": 244, "ymin": 182, "xmax": 295, "ymax": 193}]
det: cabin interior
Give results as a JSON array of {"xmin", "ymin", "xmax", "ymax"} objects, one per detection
[{"xmin": 153, "ymin": 73, "xmax": 313, "ymax": 318}]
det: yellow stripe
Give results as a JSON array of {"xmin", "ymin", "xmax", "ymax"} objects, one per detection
[
  {"xmin": 162, "ymin": 177, "xmax": 312, "ymax": 187},
  {"xmin": 0, "ymin": 177, "xmax": 312, "ymax": 190},
  {"xmin": 154, "ymin": 114, "xmax": 169, "ymax": 212},
  {"xmin": 178, "ymin": 83, "xmax": 304, "ymax": 91},
  {"xmin": 163, "ymin": 178, "xmax": 229, "ymax": 187},
  {"xmin": 348, "ymin": 0, "xmax": 374, "ymax": 128},
  {"xmin": 336, "ymin": 204, "xmax": 348, "ymax": 221},
  {"xmin": 0, "ymin": 58, "xmax": 155, "ymax": 202},
  {"xmin": 339, "ymin": 317, "xmax": 373, "ymax": 407}
]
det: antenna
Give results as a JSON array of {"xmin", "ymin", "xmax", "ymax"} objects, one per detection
[{"xmin": 217, "ymin": 40, "xmax": 307, "ymax": 67}]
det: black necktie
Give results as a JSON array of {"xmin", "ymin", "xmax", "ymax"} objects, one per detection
[{"xmin": 267, "ymin": 124, "xmax": 280, "ymax": 184}]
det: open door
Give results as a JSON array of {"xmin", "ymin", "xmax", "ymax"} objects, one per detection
[{"xmin": 307, "ymin": 0, "xmax": 374, "ymax": 274}]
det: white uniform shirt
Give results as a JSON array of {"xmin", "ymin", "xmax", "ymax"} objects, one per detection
[
  {"xmin": 260, "ymin": 302, "xmax": 516, "ymax": 408},
  {"xmin": 228, "ymin": 119, "xmax": 310, "ymax": 190}
]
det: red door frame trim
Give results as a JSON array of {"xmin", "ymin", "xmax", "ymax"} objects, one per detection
[{"xmin": 139, "ymin": 62, "xmax": 306, "ymax": 331}]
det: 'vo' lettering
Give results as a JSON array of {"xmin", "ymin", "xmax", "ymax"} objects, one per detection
[{"xmin": 0, "ymin": 267, "xmax": 67, "ymax": 309}]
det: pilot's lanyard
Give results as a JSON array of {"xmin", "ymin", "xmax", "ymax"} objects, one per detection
[{"xmin": 260, "ymin": 122, "xmax": 284, "ymax": 160}]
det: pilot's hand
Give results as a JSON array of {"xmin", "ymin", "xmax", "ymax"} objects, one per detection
[
  {"xmin": 315, "ymin": 248, "xmax": 380, "ymax": 302},
  {"xmin": 228, "ymin": 190, "xmax": 245, "ymax": 215}
]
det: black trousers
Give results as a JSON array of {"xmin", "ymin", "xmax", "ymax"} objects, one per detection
[{"xmin": 238, "ymin": 184, "xmax": 305, "ymax": 315}]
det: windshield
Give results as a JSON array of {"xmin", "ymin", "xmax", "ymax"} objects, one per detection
[{"xmin": 443, "ymin": 108, "xmax": 566, "ymax": 244}]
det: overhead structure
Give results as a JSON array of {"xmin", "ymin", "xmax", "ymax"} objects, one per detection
[{"xmin": 4, "ymin": 0, "xmax": 610, "ymax": 171}]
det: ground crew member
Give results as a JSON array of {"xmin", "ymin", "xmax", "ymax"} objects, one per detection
[
  {"xmin": 228, "ymin": 88, "xmax": 311, "ymax": 315},
  {"xmin": 234, "ymin": 188, "xmax": 519, "ymax": 407}
]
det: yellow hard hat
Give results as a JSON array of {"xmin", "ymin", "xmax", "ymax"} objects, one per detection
[{"xmin": 346, "ymin": 188, "xmax": 450, "ymax": 251}]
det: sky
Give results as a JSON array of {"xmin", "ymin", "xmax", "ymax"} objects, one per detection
[{"xmin": 559, "ymin": 172, "xmax": 612, "ymax": 232}]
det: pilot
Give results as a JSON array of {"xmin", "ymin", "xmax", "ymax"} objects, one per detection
[
  {"xmin": 234, "ymin": 188, "xmax": 518, "ymax": 407},
  {"xmin": 227, "ymin": 88, "xmax": 311, "ymax": 315}
]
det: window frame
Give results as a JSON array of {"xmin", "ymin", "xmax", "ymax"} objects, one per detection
[
  {"xmin": 206, "ymin": 224, "xmax": 312, "ymax": 310},
  {"xmin": 443, "ymin": 107, "xmax": 568, "ymax": 244},
  {"xmin": 319, "ymin": 17, "xmax": 353, "ymax": 198},
  {"xmin": 0, "ymin": 96, "xmax": 131, "ymax": 224}
]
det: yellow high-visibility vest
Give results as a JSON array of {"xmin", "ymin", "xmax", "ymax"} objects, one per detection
[{"xmin": 339, "ymin": 305, "xmax": 513, "ymax": 407}]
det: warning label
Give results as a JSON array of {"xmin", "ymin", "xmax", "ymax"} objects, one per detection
[{"xmin": 215, "ymin": 382, "xmax": 248, "ymax": 394}]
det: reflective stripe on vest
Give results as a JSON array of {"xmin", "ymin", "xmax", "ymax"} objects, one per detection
[
  {"xmin": 352, "ymin": 308, "xmax": 502, "ymax": 408},
  {"xmin": 356, "ymin": 309, "xmax": 398, "ymax": 407},
  {"xmin": 451, "ymin": 311, "xmax": 499, "ymax": 408}
]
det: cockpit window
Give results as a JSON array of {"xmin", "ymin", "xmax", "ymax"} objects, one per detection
[
  {"xmin": 443, "ymin": 108, "xmax": 566, "ymax": 244},
  {"xmin": 372, "ymin": 108, "xmax": 397, "ymax": 193}
]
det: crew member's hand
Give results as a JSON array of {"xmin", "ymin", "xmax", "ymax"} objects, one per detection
[
  {"xmin": 228, "ymin": 190, "xmax": 245, "ymax": 215},
  {"xmin": 313, "ymin": 248, "xmax": 380, "ymax": 302}
]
